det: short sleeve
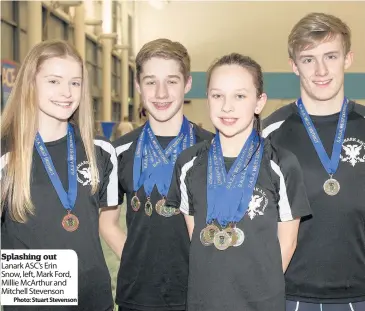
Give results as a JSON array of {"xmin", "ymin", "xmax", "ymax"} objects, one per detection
[
  {"xmin": 166, "ymin": 155, "xmax": 196, "ymax": 216},
  {"xmin": 94, "ymin": 138, "xmax": 118, "ymax": 207},
  {"xmin": 269, "ymin": 146, "xmax": 312, "ymax": 222},
  {"xmin": 114, "ymin": 142, "xmax": 133, "ymax": 205}
]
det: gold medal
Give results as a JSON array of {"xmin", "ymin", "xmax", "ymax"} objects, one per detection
[
  {"xmin": 232, "ymin": 228, "xmax": 245, "ymax": 247},
  {"xmin": 145, "ymin": 199, "xmax": 153, "ymax": 216},
  {"xmin": 155, "ymin": 198, "xmax": 176, "ymax": 217},
  {"xmin": 155, "ymin": 199, "xmax": 164, "ymax": 215},
  {"xmin": 213, "ymin": 230, "xmax": 232, "ymax": 251},
  {"xmin": 203, "ymin": 224, "xmax": 220, "ymax": 244},
  {"xmin": 200, "ymin": 228, "xmax": 213, "ymax": 246},
  {"xmin": 323, "ymin": 178, "xmax": 340, "ymax": 196},
  {"xmin": 62, "ymin": 212, "xmax": 79, "ymax": 232},
  {"xmin": 131, "ymin": 194, "xmax": 141, "ymax": 211}
]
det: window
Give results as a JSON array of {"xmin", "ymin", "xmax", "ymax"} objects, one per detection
[
  {"xmin": 1, "ymin": 1, "xmax": 15, "ymax": 21},
  {"xmin": 1, "ymin": 1, "xmax": 28, "ymax": 63},
  {"xmin": 68, "ymin": 26, "xmax": 74, "ymax": 45},
  {"xmin": 128, "ymin": 15, "xmax": 133, "ymax": 55},
  {"xmin": 112, "ymin": 55, "xmax": 121, "ymax": 97},
  {"xmin": 1, "ymin": 23, "xmax": 15, "ymax": 60},
  {"xmin": 48, "ymin": 14, "xmax": 67, "ymax": 40},
  {"xmin": 129, "ymin": 66, "xmax": 134, "ymax": 99},
  {"xmin": 86, "ymin": 37, "xmax": 101, "ymax": 88},
  {"xmin": 112, "ymin": 102, "xmax": 121, "ymax": 122}
]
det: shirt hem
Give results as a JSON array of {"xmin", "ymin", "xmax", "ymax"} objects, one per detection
[{"xmin": 286, "ymin": 294, "xmax": 365, "ymax": 303}]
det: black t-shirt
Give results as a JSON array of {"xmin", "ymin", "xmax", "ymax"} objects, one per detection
[
  {"xmin": 1, "ymin": 127, "xmax": 118, "ymax": 311},
  {"xmin": 112, "ymin": 122, "xmax": 213, "ymax": 311},
  {"xmin": 263, "ymin": 101, "xmax": 365, "ymax": 303},
  {"xmin": 166, "ymin": 139, "xmax": 311, "ymax": 311}
]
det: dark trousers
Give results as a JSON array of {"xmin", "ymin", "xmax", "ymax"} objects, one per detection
[
  {"xmin": 286, "ymin": 300, "xmax": 365, "ymax": 311},
  {"xmin": 119, "ymin": 308, "xmax": 184, "ymax": 311}
]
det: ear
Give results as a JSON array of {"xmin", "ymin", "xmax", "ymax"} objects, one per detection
[
  {"xmin": 184, "ymin": 75, "xmax": 192, "ymax": 94},
  {"xmin": 135, "ymin": 78, "xmax": 141, "ymax": 94},
  {"xmin": 289, "ymin": 58, "xmax": 300, "ymax": 76},
  {"xmin": 344, "ymin": 50, "xmax": 354, "ymax": 70},
  {"xmin": 255, "ymin": 93, "xmax": 267, "ymax": 115}
]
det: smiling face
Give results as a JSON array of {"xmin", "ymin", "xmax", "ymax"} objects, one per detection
[
  {"xmin": 207, "ymin": 64, "xmax": 266, "ymax": 138},
  {"xmin": 136, "ymin": 57, "xmax": 192, "ymax": 123},
  {"xmin": 36, "ymin": 56, "xmax": 82, "ymax": 123},
  {"xmin": 291, "ymin": 34, "xmax": 353, "ymax": 102}
]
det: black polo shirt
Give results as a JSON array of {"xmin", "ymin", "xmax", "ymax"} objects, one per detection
[
  {"xmin": 112, "ymin": 122, "xmax": 213, "ymax": 311},
  {"xmin": 263, "ymin": 101, "xmax": 365, "ymax": 303},
  {"xmin": 1, "ymin": 127, "xmax": 118, "ymax": 311},
  {"xmin": 166, "ymin": 138, "xmax": 311, "ymax": 311}
]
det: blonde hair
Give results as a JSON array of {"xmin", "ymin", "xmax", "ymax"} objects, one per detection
[
  {"xmin": 288, "ymin": 12, "xmax": 351, "ymax": 60},
  {"xmin": 1, "ymin": 40, "xmax": 99, "ymax": 223},
  {"xmin": 136, "ymin": 38, "xmax": 191, "ymax": 83}
]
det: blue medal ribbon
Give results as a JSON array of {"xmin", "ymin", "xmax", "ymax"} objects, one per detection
[
  {"xmin": 297, "ymin": 97, "xmax": 348, "ymax": 176},
  {"xmin": 34, "ymin": 124, "xmax": 77, "ymax": 212},
  {"xmin": 133, "ymin": 116, "xmax": 196, "ymax": 198},
  {"xmin": 207, "ymin": 130, "xmax": 264, "ymax": 227}
]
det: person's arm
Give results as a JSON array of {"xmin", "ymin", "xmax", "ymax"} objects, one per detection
[
  {"xmin": 278, "ymin": 218, "xmax": 300, "ymax": 272},
  {"xmin": 99, "ymin": 206, "xmax": 126, "ymax": 259},
  {"xmin": 96, "ymin": 138, "xmax": 126, "ymax": 259},
  {"xmin": 184, "ymin": 214, "xmax": 195, "ymax": 240},
  {"xmin": 270, "ymin": 145, "xmax": 312, "ymax": 273}
]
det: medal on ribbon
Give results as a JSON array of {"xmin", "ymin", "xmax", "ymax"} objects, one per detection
[
  {"xmin": 201, "ymin": 130, "xmax": 263, "ymax": 250},
  {"xmin": 35, "ymin": 124, "xmax": 79, "ymax": 232},
  {"xmin": 132, "ymin": 117, "xmax": 195, "ymax": 216},
  {"xmin": 297, "ymin": 98, "xmax": 348, "ymax": 196}
]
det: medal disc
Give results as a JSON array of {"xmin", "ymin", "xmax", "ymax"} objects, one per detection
[
  {"xmin": 131, "ymin": 195, "xmax": 141, "ymax": 211},
  {"xmin": 62, "ymin": 213, "xmax": 79, "ymax": 232},
  {"xmin": 225, "ymin": 227, "xmax": 238, "ymax": 247},
  {"xmin": 213, "ymin": 230, "xmax": 232, "ymax": 251},
  {"xmin": 323, "ymin": 178, "xmax": 340, "ymax": 196},
  {"xmin": 232, "ymin": 228, "xmax": 245, "ymax": 247},
  {"xmin": 203, "ymin": 224, "xmax": 219, "ymax": 244},
  {"xmin": 155, "ymin": 199, "xmax": 164, "ymax": 215},
  {"xmin": 145, "ymin": 201, "xmax": 153, "ymax": 216},
  {"xmin": 200, "ymin": 228, "xmax": 213, "ymax": 246}
]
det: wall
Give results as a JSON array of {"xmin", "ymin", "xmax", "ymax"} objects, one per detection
[{"xmin": 135, "ymin": 1, "xmax": 365, "ymax": 131}]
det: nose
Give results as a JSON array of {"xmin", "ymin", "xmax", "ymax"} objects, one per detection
[
  {"xmin": 221, "ymin": 98, "xmax": 234, "ymax": 113},
  {"xmin": 155, "ymin": 82, "xmax": 168, "ymax": 99},
  {"xmin": 60, "ymin": 82, "xmax": 72, "ymax": 98},
  {"xmin": 315, "ymin": 59, "xmax": 329, "ymax": 77}
]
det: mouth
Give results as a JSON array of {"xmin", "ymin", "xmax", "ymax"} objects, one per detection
[
  {"xmin": 313, "ymin": 79, "xmax": 332, "ymax": 88},
  {"xmin": 220, "ymin": 117, "xmax": 238, "ymax": 126},
  {"xmin": 51, "ymin": 100, "xmax": 73, "ymax": 108},
  {"xmin": 152, "ymin": 101, "xmax": 173, "ymax": 110}
]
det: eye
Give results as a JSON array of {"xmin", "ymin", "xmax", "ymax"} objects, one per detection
[
  {"xmin": 236, "ymin": 94, "xmax": 246, "ymax": 100},
  {"xmin": 71, "ymin": 81, "xmax": 81, "ymax": 87},
  {"xmin": 302, "ymin": 58, "xmax": 313, "ymax": 64},
  {"xmin": 48, "ymin": 79, "xmax": 59, "ymax": 84},
  {"xmin": 167, "ymin": 80, "xmax": 178, "ymax": 84},
  {"xmin": 327, "ymin": 54, "xmax": 337, "ymax": 60},
  {"xmin": 145, "ymin": 81, "xmax": 155, "ymax": 85},
  {"xmin": 211, "ymin": 94, "xmax": 222, "ymax": 99}
]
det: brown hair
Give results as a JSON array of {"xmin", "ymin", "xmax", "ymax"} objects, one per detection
[
  {"xmin": 206, "ymin": 53, "xmax": 264, "ymax": 134},
  {"xmin": 1, "ymin": 39, "xmax": 99, "ymax": 222},
  {"xmin": 288, "ymin": 12, "xmax": 351, "ymax": 60},
  {"xmin": 136, "ymin": 38, "xmax": 191, "ymax": 83}
]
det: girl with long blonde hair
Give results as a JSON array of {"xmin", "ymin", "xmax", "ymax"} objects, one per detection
[{"xmin": 1, "ymin": 40, "xmax": 117, "ymax": 311}]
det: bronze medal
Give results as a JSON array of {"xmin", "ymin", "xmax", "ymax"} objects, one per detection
[
  {"xmin": 232, "ymin": 228, "xmax": 245, "ymax": 247},
  {"xmin": 160, "ymin": 206, "xmax": 176, "ymax": 218},
  {"xmin": 131, "ymin": 194, "xmax": 141, "ymax": 212},
  {"xmin": 145, "ymin": 200, "xmax": 153, "ymax": 216},
  {"xmin": 323, "ymin": 178, "xmax": 340, "ymax": 196},
  {"xmin": 213, "ymin": 230, "xmax": 232, "ymax": 251},
  {"xmin": 62, "ymin": 212, "xmax": 79, "ymax": 232},
  {"xmin": 203, "ymin": 224, "xmax": 220, "ymax": 244},
  {"xmin": 155, "ymin": 199, "xmax": 164, "ymax": 215}
]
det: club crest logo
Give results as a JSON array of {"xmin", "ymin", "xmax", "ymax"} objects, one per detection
[
  {"xmin": 340, "ymin": 138, "xmax": 365, "ymax": 167},
  {"xmin": 77, "ymin": 161, "xmax": 92, "ymax": 186},
  {"xmin": 247, "ymin": 187, "xmax": 268, "ymax": 220}
]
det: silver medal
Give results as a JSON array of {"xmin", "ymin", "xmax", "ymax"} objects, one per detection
[
  {"xmin": 323, "ymin": 178, "xmax": 340, "ymax": 196},
  {"xmin": 232, "ymin": 228, "xmax": 245, "ymax": 247}
]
